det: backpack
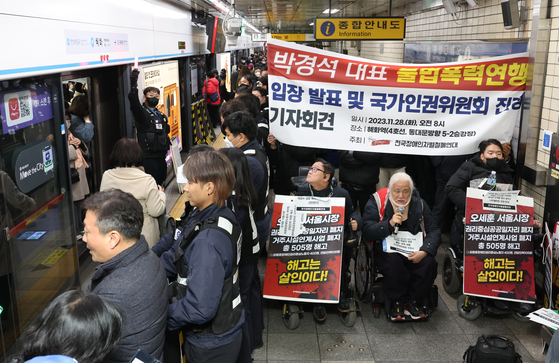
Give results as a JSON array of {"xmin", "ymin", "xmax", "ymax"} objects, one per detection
[{"xmin": 463, "ymin": 335, "xmax": 522, "ymax": 363}]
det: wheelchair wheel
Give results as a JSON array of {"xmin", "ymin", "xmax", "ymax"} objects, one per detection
[
  {"xmin": 511, "ymin": 310, "xmax": 531, "ymax": 322},
  {"xmin": 457, "ymin": 295, "xmax": 482, "ymax": 321},
  {"xmin": 340, "ymin": 300, "xmax": 358, "ymax": 327},
  {"xmin": 354, "ymin": 241, "xmax": 374, "ymax": 303},
  {"xmin": 442, "ymin": 249, "xmax": 461, "ymax": 294},
  {"xmin": 373, "ymin": 305, "xmax": 381, "ymax": 318},
  {"xmin": 283, "ymin": 303, "xmax": 300, "ymax": 330}
]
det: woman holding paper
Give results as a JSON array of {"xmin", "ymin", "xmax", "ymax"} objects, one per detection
[{"xmin": 362, "ymin": 172, "xmax": 441, "ymax": 321}]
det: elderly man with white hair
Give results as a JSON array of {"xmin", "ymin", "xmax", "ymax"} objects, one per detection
[{"xmin": 363, "ymin": 172, "xmax": 441, "ymax": 321}]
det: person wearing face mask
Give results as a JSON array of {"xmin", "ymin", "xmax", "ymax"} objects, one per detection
[
  {"xmin": 363, "ymin": 172, "xmax": 441, "ymax": 321},
  {"xmin": 445, "ymin": 139, "xmax": 515, "ymax": 225},
  {"xmin": 221, "ymin": 111, "xmax": 272, "ymax": 257},
  {"xmin": 129, "ymin": 69, "xmax": 171, "ymax": 186}
]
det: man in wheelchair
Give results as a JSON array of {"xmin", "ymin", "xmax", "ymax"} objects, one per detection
[
  {"xmin": 363, "ymin": 172, "xmax": 441, "ymax": 321},
  {"xmin": 296, "ymin": 158, "xmax": 362, "ymax": 322}
]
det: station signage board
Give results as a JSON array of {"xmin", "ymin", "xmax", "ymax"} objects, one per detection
[
  {"xmin": 271, "ymin": 34, "xmax": 307, "ymax": 42},
  {"xmin": 314, "ymin": 17, "xmax": 405, "ymax": 41},
  {"xmin": 251, "ymin": 33, "xmax": 267, "ymax": 42}
]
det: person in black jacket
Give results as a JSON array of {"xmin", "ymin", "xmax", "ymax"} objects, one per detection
[
  {"xmin": 129, "ymin": 69, "xmax": 171, "ymax": 186},
  {"xmin": 267, "ymin": 134, "xmax": 325, "ymax": 195},
  {"xmin": 445, "ymin": 139, "xmax": 515, "ymax": 250},
  {"xmin": 338, "ymin": 150, "xmax": 382, "ymax": 216},
  {"xmin": 363, "ymin": 172, "xmax": 441, "ymax": 321},
  {"xmin": 83, "ymin": 189, "xmax": 168, "ymax": 363},
  {"xmin": 295, "ymin": 158, "xmax": 362, "ymax": 322},
  {"xmin": 445, "ymin": 139, "xmax": 515, "ymax": 217}
]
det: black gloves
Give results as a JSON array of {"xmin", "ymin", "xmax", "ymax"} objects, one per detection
[{"xmin": 130, "ymin": 69, "xmax": 140, "ymax": 88}]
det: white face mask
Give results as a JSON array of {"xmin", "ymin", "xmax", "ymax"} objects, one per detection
[
  {"xmin": 224, "ymin": 135, "xmax": 239, "ymax": 148},
  {"xmin": 255, "ymin": 72, "xmax": 261, "ymax": 77}
]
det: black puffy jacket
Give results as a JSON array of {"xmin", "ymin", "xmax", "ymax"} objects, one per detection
[
  {"xmin": 338, "ymin": 150, "xmax": 382, "ymax": 190},
  {"xmin": 445, "ymin": 153, "xmax": 515, "ymax": 217}
]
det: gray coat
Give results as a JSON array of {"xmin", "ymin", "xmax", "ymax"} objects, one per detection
[{"xmin": 88, "ymin": 237, "xmax": 168, "ymax": 363}]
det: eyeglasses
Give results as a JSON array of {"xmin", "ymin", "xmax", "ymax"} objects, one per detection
[{"xmin": 309, "ymin": 166, "xmax": 325, "ymax": 174}]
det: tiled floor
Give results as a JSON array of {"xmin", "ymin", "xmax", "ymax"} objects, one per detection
[{"xmin": 252, "ymin": 239, "xmax": 549, "ymax": 363}]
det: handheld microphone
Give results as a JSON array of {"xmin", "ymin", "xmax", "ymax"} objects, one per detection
[{"xmin": 393, "ymin": 206, "xmax": 405, "ymax": 234}]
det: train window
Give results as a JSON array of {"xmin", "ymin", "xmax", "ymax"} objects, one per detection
[{"xmin": 0, "ymin": 75, "xmax": 79, "ymax": 359}]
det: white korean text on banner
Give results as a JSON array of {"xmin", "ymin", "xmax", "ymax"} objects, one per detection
[
  {"xmin": 463, "ymin": 188, "xmax": 535, "ymax": 304},
  {"xmin": 267, "ymin": 36, "xmax": 528, "ymax": 156},
  {"xmin": 263, "ymin": 195, "xmax": 345, "ymax": 303}
]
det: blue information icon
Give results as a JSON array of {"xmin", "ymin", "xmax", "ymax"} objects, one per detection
[
  {"xmin": 320, "ymin": 21, "xmax": 336, "ymax": 36},
  {"xmin": 91, "ymin": 37, "xmax": 95, "ymax": 47}
]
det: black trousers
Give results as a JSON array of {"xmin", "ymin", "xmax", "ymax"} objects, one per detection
[
  {"xmin": 376, "ymin": 250, "xmax": 437, "ymax": 302},
  {"xmin": 184, "ymin": 333, "xmax": 242, "ymax": 363},
  {"xmin": 144, "ymin": 157, "xmax": 167, "ymax": 186}
]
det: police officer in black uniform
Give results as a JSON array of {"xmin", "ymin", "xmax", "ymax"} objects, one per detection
[{"xmin": 129, "ymin": 69, "xmax": 171, "ymax": 186}]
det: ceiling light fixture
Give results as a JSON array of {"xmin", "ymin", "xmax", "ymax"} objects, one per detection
[
  {"xmin": 309, "ymin": 22, "xmax": 314, "ymax": 25},
  {"xmin": 322, "ymin": 9, "xmax": 340, "ymax": 14}
]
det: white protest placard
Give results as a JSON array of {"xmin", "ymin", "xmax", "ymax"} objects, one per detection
[
  {"xmin": 482, "ymin": 190, "xmax": 520, "ymax": 212},
  {"xmin": 382, "ymin": 231, "xmax": 423, "ymax": 256}
]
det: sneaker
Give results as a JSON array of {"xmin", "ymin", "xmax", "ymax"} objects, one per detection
[
  {"xmin": 313, "ymin": 304, "xmax": 327, "ymax": 322},
  {"xmin": 391, "ymin": 301, "xmax": 405, "ymax": 321},
  {"xmin": 404, "ymin": 301, "xmax": 426, "ymax": 320},
  {"xmin": 337, "ymin": 295, "xmax": 350, "ymax": 313}
]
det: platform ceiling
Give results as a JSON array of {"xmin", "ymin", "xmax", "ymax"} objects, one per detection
[{"xmin": 179, "ymin": 0, "xmax": 415, "ymax": 33}]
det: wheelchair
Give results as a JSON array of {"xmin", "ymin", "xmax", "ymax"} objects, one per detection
[
  {"xmin": 281, "ymin": 170, "xmax": 358, "ymax": 330},
  {"xmin": 354, "ymin": 239, "xmax": 438, "ymax": 322},
  {"xmin": 281, "ymin": 233, "xmax": 360, "ymax": 329}
]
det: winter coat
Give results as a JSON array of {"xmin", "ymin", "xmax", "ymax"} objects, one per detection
[
  {"xmin": 155, "ymin": 204, "xmax": 244, "ymax": 349},
  {"xmin": 445, "ymin": 153, "xmax": 515, "ymax": 217},
  {"xmin": 204, "ymin": 77, "xmax": 221, "ymax": 105},
  {"xmin": 69, "ymin": 114, "xmax": 94, "ymax": 155},
  {"xmin": 362, "ymin": 189, "xmax": 441, "ymax": 256},
  {"xmin": 88, "ymin": 237, "xmax": 168, "ymax": 363},
  {"xmin": 68, "ymin": 142, "xmax": 89, "ymax": 201},
  {"xmin": 100, "ymin": 167, "xmax": 166, "ymax": 247},
  {"xmin": 269, "ymin": 143, "xmax": 325, "ymax": 195},
  {"xmin": 338, "ymin": 150, "xmax": 382, "ymax": 190}
]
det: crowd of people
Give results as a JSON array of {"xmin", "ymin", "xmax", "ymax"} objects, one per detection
[{"xmin": 11, "ymin": 50, "xmax": 540, "ymax": 363}]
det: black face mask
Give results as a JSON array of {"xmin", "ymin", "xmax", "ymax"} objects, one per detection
[
  {"xmin": 486, "ymin": 157, "xmax": 506, "ymax": 170},
  {"xmin": 146, "ymin": 97, "xmax": 159, "ymax": 107}
]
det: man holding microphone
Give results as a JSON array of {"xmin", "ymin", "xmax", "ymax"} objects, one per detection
[{"xmin": 362, "ymin": 172, "xmax": 441, "ymax": 321}]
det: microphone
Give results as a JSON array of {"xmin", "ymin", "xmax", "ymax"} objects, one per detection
[{"xmin": 393, "ymin": 206, "xmax": 405, "ymax": 234}]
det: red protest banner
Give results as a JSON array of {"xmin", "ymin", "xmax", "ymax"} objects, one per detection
[
  {"xmin": 463, "ymin": 188, "xmax": 535, "ymax": 303},
  {"xmin": 263, "ymin": 195, "xmax": 345, "ymax": 303}
]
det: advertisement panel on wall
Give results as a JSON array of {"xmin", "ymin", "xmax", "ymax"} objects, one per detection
[
  {"xmin": 1, "ymin": 84, "xmax": 53, "ymax": 134},
  {"xmin": 138, "ymin": 61, "xmax": 182, "ymax": 162},
  {"xmin": 263, "ymin": 195, "xmax": 345, "ymax": 303}
]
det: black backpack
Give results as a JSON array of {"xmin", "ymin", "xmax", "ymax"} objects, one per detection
[{"xmin": 463, "ymin": 335, "xmax": 522, "ymax": 363}]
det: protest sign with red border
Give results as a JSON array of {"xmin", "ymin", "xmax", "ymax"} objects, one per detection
[
  {"xmin": 463, "ymin": 188, "xmax": 535, "ymax": 303},
  {"xmin": 263, "ymin": 195, "xmax": 345, "ymax": 303}
]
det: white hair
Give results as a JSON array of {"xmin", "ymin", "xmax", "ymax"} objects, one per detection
[{"xmin": 388, "ymin": 172, "xmax": 415, "ymax": 193}]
